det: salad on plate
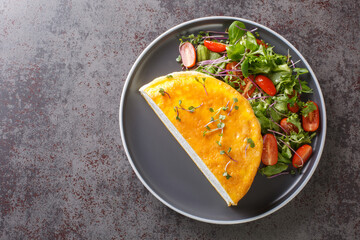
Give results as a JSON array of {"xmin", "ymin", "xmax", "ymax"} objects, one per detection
[{"xmin": 176, "ymin": 21, "xmax": 321, "ymax": 178}]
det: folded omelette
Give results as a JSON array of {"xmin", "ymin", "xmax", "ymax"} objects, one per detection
[{"xmin": 139, "ymin": 71, "xmax": 262, "ymax": 206}]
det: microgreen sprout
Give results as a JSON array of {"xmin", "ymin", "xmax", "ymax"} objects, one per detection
[
  {"xmin": 219, "ymin": 114, "xmax": 226, "ymax": 120},
  {"xmin": 223, "ymin": 171, "xmax": 232, "ymax": 179},
  {"xmin": 177, "ymin": 100, "xmax": 203, "ymax": 113},
  {"xmin": 209, "ymin": 108, "xmax": 214, "ymax": 112},
  {"xmin": 219, "ymin": 148, "xmax": 237, "ymax": 162},
  {"xmin": 228, "ymin": 98, "xmax": 239, "ymax": 115},
  {"xmin": 194, "ymin": 77, "xmax": 208, "ymax": 95},
  {"xmin": 166, "ymin": 75, "xmax": 173, "ymax": 79},
  {"xmin": 223, "ymin": 158, "xmax": 234, "ymax": 179},
  {"xmin": 159, "ymin": 88, "xmax": 171, "ymax": 98}
]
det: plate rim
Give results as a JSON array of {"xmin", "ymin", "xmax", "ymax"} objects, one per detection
[{"xmin": 119, "ymin": 16, "xmax": 327, "ymax": 224}]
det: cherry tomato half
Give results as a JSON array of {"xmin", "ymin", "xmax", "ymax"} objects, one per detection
[
  {"xmin": 287, "ymin": 90, "xmax": 300, "ymax": 113},
  {"xmin": 262, "ymin": 133, "xmax": 278, "ymax": 166},
  {"xmin": 292, "ymin": 144, "xmax": 313, "ymax": 168},
  {"xmin": 255, "ymin": 75, "xmax": 277, "ymax": 96},
  {"xmin": 242, "ymin": 75, "xmax": 256, "ymax": 98},
  {"xmin": 203, "ymin": 40, "xmax": 227, "ymax": 52},
  {"xmin": 302, "ymin": 101, "xmax": 320, "ymax": 132},
  {"xmin": 179, "ymin": 42, "xmax": 196, "ymax": 68},
  {"xmin": 288, "ymin": 102, "xmax": 300, "ymax": 113},
  {"xmin": 256, "ymin": 39, "xmax": 268, "ymax": 48},
  {"xmin": 280, "ymin": 118, "xmax": 299, "ymax": 134}
]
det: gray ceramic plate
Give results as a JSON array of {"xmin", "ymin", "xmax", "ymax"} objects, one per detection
[{"xmin": 119, "ymin": 17, "xmax": 326, "ymax": 224}]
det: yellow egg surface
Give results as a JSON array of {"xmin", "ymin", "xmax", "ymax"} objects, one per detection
[{"xmin": 139, "ymin": 71, "xmax": 263, "ymax": 206}]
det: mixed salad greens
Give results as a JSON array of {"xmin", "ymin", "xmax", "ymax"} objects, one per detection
[{"xmin": 177, "ymin": 21, "xmax": 320, "ymax": 177}]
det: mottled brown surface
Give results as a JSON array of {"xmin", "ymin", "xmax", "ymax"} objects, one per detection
[{"xmin": 0, "ymin": 0, "xmax": 359, "ymax": 239}]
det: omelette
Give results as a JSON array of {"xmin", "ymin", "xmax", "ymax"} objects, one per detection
[{"xmin": 139, "ymin": 71, "xmax": 263, "ymax": 206}]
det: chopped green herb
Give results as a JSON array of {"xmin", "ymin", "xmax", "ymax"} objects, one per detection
[
  {"xmin": 233, "ymin": 98, "xmax": 238, "ymax": 102},
  {"xmin": 301, "ymin": 101, "xmax": 317, "ymax": 117},
  {"xmin": 176, "ymin": 116, "xmax": 181, "ymax": 121},
  {"xmin": 234, "ymin": 105, "xmax": 239, "ymax": 110},
  {"xmin": 209, "ymin": 108, "xmax": 214, "ymax": 112},
  {"xmin": 247, "ymin": 138, "xmax": 255, "ymax": 148},
  {"xmin": 205, "ymin": 126, "xmax": 210, "ymax": 130},
  {"xmin": 203, "ymin": 131, "xmax": 207, "ymax": 136},
  {"xmin": 166, "ymin": 75, "xmax": 173, "ymax": 78},
  {"xmin": 223, "ymin": 171, "xmax": 232, "ymax": 179}
]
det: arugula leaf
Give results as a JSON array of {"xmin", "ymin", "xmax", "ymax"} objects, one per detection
[
  {"xmin": 226, "ymin": 43, "xmax": 245, "ymax": 62},
  {"xmin": 301, "ymin": 101, "xmax": 317, "ymax": 117},
  {"xmin": 293, "ymin": 68, "xmax": 309, "ymax": 75},
  {"xmin": 299, "ymin": 80, "xmax": 313, "ymax": 93},
  {"xmin": 273, "ymin": 95, "xmax": 290, "ymax": 113},
  {"xmin": 228, "ymin": 21, "xmax": 246, "ymax": 44},
  {"xmin": 287, "ymin": 113, "xmax": 303, "ymax": 132},
  {"xmin": 259, "ymin": 163, "xmax": 288, "ymax": 177}
]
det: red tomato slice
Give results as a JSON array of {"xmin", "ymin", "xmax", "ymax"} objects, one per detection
[
  {"xmin": 262, "ymin": 134, "xmax": 278, "ymax": 166},
  {"xmin": 204, "ymin": 40, "xmax": 227, "ymax": 52},
  {"xmin": 302, "ymin": 101, "xmax": 320, "ymax": 132},
  {"xmin": 179, "ymin": 42, "xmax": 196, "ymax": 68},
  {"xmin": 292, "ymin": 144, "xmax": 313, "ymax": 168},
  {"xmin": 255, "ymin": 75, "xmax": 277, "ymax": 96},
  {"xmin": 287, "ymin": 102, "xmax": 300, "ymax": 113},
  {"xmin": 280, "ymin": 118, "xmax": 299, "ymax": 134}
]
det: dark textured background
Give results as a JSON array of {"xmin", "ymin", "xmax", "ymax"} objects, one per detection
[{"xmin": 0, "ymin": 0, "xmax": 359, "ymax": 239}]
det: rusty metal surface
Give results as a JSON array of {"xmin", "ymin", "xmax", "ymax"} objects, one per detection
[{"xmin": 0, "ymin": 0, "xmax": 359, "ymax": 239}]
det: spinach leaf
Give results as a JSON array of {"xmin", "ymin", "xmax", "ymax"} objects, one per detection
[
  {"xmin": 228, "ymin": 21, "xmax": 246, "ymax": 44},
  {"xmin": 278, "ymin": 153, "xmax": 292, "ymax": 164},
  {"xmin": 259, "ymin": 163, "xmax": 288, "ymax": 177},
  {"xmin": 241, "ymin": 58, "xmax": 249, "ymax": 78},
  {"xmin": 245, "ymin": 31, "xmax": 258, "ymax": 51}
]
